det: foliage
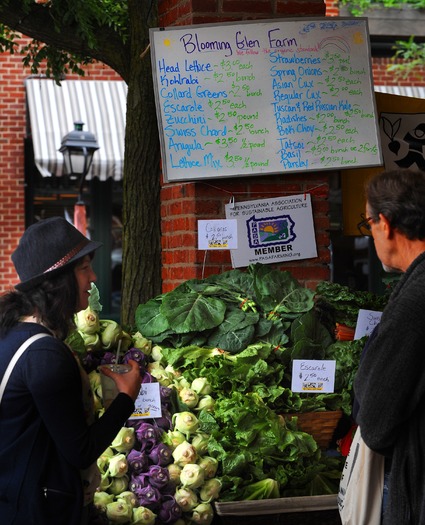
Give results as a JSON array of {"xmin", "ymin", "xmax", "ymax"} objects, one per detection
[
  {"xmin": 340, "ymin": 0, "xmax": 425, "ymax": 15},
  {"xmin": 314, "ymin": 280, "xmax": 388, "ymax": 328},
  {"xmin": 340, "ymin": 0, "xmax": 425, "ymax": 78},
  {"xmin": 135, "ymin": 263, "xmax": 315, "ymax": 353},
  {"xmin": 388, "ymin": 36, "xmax": 425, "ymax": 79},
  {"xmin": 0, "ymin": 0, "xmax": 129, "ymax": 82}
]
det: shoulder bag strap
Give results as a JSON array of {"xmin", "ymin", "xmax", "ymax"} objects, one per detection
[{"xmin": 0, "ymin": 333, "xmax": 51, "ymax": 402}]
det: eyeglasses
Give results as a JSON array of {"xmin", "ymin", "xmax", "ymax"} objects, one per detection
[{"xmin": 357, "ymin": 214, "xmax": 373, "ymax": 236}]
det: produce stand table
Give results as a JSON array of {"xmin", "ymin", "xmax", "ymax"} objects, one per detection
[{"xmin": 213, "ymin": 495, "xmax": 341, "ymax": 525}]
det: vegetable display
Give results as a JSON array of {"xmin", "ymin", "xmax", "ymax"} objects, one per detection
[{"xmin": 67, "ymin": 265, "xmax": 388, "ymax": 524}]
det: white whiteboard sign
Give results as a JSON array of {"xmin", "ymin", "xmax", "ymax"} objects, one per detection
[{"xmin": 149, "ymin": 17, "xmax": 382, "ymax": 182}]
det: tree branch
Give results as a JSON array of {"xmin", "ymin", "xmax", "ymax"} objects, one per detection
[{"xmin": 0, "ymin": 3, "xmax": 131, "ymax": 80}]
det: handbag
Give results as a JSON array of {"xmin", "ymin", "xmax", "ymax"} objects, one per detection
[
  {"xmin": 0, "ymin": 333, "xmax": 51, "ymax": 401},
  {"xmin": 338, "ymin": 426, "xmax": 385, "ymax": 525}
]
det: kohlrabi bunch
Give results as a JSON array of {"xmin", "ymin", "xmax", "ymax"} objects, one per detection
[{"xmin": 88, "ymin": 342, "xmax": 220, "ymax": 525}]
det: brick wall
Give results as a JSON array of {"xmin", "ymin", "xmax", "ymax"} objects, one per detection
[
  {"xmin": 0, "ymin": 38, "xmax": 121, "ymax": 291},
  {"xmin": 158, "ymin": 0, "xmax": 332, "ymax": 292},
  {"xmin": 2, "ymin": 2, "xmax": 423, "ymax": 295}
]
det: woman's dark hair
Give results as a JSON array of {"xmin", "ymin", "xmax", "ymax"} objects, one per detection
[
  {"xmin": 366, "ymin": 169, "xmax": 425, "ymax": 240},
  {"xmin": 0, "ymin": 264, "xmax": 79, "ymax": 339}
]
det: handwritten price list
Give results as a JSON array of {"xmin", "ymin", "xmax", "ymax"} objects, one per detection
[{"xmin": 150, "ymin": 18, "xmax": 382, "ymax": 182}]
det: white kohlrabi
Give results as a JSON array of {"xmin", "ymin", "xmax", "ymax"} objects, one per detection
[
  {"xmin": 190, "ymin": 432, "xmax": 210, "ymax": 456},
  {"xmin": 108, "ymin": 453, "xmax": 129, "ymax": 478},
  {"xmin": 116, "ymin": 490, "xmax": 138, "ymax": 508},
  {"xmin": 172, "ymin": 441, "xmax": 198, "ymax": 466},
  {"xmin": 132, "ymin": 331, "xmax": 152, "ymax": 355},
  {"xmin": 180, "ymin": 463, "xmax": 205, "ymax": 490},
  {"xmin": 194, "ymin": 395, "xmax": 215, "ymax": 412},
  {"xmin": 172, "ymin": 411, "xmax": 200, "ymax": 439},
  {"xmin": 163, "ymin": 429, "xmax": 186, "ymax": 450},
  {"xmin": 199, "ymin": 478, "xmax": 222, "ymax": 503},
  {"xmin": 108, "ymin": 475, "xmax": 129, "ymax": 495},
  {"xmin": 189, "ymin": 502, "xmax": 215, "ymax": 525},
  {"xmin": 178, "ymin": 387, "xmax": 199, "ymax": 408},
  {"xmin": 111, "ymin": 427, "xmax": 135, "ymax": 453},
  {"xmin": 167, "ymin": 462, "xmax": 182, "ymax": 483},
  {"xmin": 93, "ymin": 491, "xmax": 114, "ymax": 512},
  {"xmin": 191, "ymin": 377, "xmax": 212, "ymax": 395},
  {"xmin": 131, "ymin": 506, "xmax": 157, "ymax": 525},
  {"xmin": 105, "ymin": 500, "xmax": 132, "ymax": 523},
  {"xmin": 197, "ymin": 456, "xmax": 218, "ymax": 479},
  {"xmin": 174, "ymin": 486, "xmax": 199, "ymax": 512},
  {"xmin": 75, "ymin": 306, "xmax": 100, "ymax": 334}
]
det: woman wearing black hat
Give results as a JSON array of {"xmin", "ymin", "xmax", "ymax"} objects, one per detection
[{"xmin": 0, "ymin": 217, "xmax": 142, "ymax": 525}]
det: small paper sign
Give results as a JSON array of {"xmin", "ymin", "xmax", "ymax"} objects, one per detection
[
  {"xmin": 198, "ymin": 219, "xmax": 237, "ymax": 250},
  {"xmin": 354, "ymin": 309, "xmax": 382, "ymax": 339},
  {"xmin": 291, "ymin": 360, "xmax": 336, "ymax": 393},
  {"xmin": 129, "ymin": 382, "xmax": 162, "ymax": 419}
]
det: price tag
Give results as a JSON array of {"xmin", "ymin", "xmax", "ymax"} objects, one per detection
[
  {"xmin": 354, "ymin": 309, "xmax": 382, "ymax": 339},
  {"xmin": 198, "ymin": 219, "xmax": 237, "ymax": 250},
  {"xmin": 291, "ymin": 359, "xmax": 336, "ymax": 393},
  {"xmin": 129, "ymin": 382, "xmax": 162, "ymax": 419}
]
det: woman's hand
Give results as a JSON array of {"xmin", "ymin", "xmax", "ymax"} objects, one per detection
[{"xmin": 100, "ymin": 359, "xmax": 142, "ymax": 402}]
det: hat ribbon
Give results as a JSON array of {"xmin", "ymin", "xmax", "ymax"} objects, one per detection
[{"xmin": 44, "ymin": 240, "xmax": 89, "ymax": 274}]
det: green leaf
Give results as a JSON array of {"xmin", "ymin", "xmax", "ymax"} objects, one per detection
[
  {"xmin": 207, "ymin": 307, "xmax": 259, "ymax": 351},
  {"xmin": 162, "ymin": 290, "xmax": 226, "ymax": 334},
  {"xmin": 135, "ymin": 297, "xmax": 170, "ymax": 337}
]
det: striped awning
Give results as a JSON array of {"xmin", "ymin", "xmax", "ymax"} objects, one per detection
[
  {"xmin": 25, "ymin": 78, "xmax": 128, "ymax": 181},
  {"xmin": 375, "ymin": 86, "xmax": 425, "ymax": 99}
]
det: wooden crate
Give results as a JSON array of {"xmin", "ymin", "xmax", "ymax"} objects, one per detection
[
  {"xmin": 214, "ymin": 495, "xmax": 340, "ymax": 525},
  {"xmin": 283, "ymin": 410, "xmax": 343, "ymax": 449}
]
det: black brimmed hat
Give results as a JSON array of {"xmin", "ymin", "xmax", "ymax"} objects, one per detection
[{"xmin": 12, "ymin": 217, "xmax": 102, "ymax": 291}]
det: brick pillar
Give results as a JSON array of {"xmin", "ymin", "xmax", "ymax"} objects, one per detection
[{"xmin": 158, "ymin": 0, "xmax": 331, "ymax": 293}]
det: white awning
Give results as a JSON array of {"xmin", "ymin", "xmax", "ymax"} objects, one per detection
[
  {"xmin": 25, "ymin": 78, "xmax": 128, "ymax": 181},
  {"xmin": 375, "ymin": 86, "xmax": 425, "ymax": 99}
]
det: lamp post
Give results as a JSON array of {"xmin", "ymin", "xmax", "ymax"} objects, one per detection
[{"xmin": 59, "ymin": 121, "xmax": 99, "ymax": 235}]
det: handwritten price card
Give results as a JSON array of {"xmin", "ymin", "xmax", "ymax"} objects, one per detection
[
  {"xmin": 150, "ymin": 18, "xmax": 382, "ymax": 182},
  {"xmin": 129, "ymin": 383, "xmax": 162, "ymax": 420},
  {"xmin": 292, "ymin": 359, "xmax": 336, "ymax": 393},
  {"xmin": 354, "ymin": 309, "xmax": 382, "ymax": 339},
  {"xmin": 198, "ymin": 219, "xmax": 238, "ymax": 249}
]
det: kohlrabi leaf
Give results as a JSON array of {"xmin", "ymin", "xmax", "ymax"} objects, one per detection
[
  {"xmin": 135, "ymin": 297, "xmax": 170, "ymax": 337},
  {"xmin": 161, "ymin": 290, "xmax": 226, "ymax": 333},
  {"xmin": 206, "ymin": 307, "xmax": 259, "ymax": 352}
]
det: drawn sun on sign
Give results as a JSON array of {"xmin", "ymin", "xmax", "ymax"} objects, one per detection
[{"xmin": 163, "ymin": 38, "xmax": 171, "ymax": 47}]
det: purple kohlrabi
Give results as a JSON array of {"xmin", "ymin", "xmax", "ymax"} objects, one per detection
[
  {"xmin": 135, "ymin": 484, "xmax": 162, "ymax": 510},
  {"xmin": 127, "ymin": 448, "xmax": 150, "ymax": 474},
  {"xmin": 147, "ymin": 464, "xmax": 170, "ymax": 489},
  {"xmin": 154, "ymin": 407, "xmax": 172, "ymax": 432},
  {"xmin": 149, "ymin": 442, "xmax": 173, "ymax": 467},
  {"xmin": 100, "ymin": 352, "xmax": 117, "ymax": 365},
  {"xmin": 158, "ymin": 495, "xmax": 183, "ymax": 524},
  {"xmin": 160, "ymin": 386, "xmax": 173, "ymax": 405},
  {"xmin": 122, "ymin": 348, "xmax": 150, "ymax": 370},
  {"xmin": 134, "ymin": 422, "xmax": 163, "ymax": 452},
  {"xmin": 142, "ymin": 371, "xmax": 155, "ymax": 384}
]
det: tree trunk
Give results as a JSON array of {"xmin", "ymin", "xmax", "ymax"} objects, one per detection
[{"xmin": 121, "ymin": 0, "xmax": 162, "ymax": 326}]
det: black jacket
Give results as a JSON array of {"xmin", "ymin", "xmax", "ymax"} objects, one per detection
[
  {"xmin": 0, "ymin": 322, "xmax": 134, "ymax": 525},
  {"xmin": 355, "ymin": 251, "xmax": 425, "ymax": 525}
]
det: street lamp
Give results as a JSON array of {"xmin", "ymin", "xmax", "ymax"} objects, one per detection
[{"xmin": 59, "ymin": 121, "xmax": 99, "ymax": 235}]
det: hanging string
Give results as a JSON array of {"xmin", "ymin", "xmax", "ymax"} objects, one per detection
[
  {"xmin": 162, "ymin": 180, "xmax": 328, "ymax": 201},
  {"xmin": 201, "ymin": 250, "xmax": 208, "ymax": 280}
]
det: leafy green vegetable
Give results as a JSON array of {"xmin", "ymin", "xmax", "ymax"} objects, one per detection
[
  {"xmin": 135, "ymin": 264, "xmax": 317, "ymax": 351},
  {"xmin": 315, "ymin": 281, "xmax": 388, "ymax": 328}
]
